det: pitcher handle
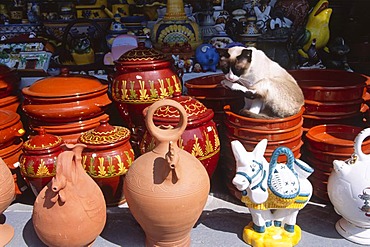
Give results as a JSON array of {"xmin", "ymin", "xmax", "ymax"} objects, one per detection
[{"xmin": 354, "ymin": 128, "xmax": 370, "ymax": 161}]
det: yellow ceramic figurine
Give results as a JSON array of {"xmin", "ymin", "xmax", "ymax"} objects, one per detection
[{"xmin": 298, "ymin": 0, "xmax": 332, "ymax": 58}]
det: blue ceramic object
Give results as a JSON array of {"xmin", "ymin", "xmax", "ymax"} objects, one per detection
[{"xmin": 195, "ymin": 44, "xmax": 220, "ymax": 72}]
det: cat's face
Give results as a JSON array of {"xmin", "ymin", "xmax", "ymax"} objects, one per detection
[{"xmin": 219, "ymin": 47, "xmax": 252, "ymax": 77}]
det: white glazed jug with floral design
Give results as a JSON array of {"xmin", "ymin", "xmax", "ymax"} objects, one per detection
[{"xmin": 328, "ymin": 127, "xmax": 370, "ymax": 245}]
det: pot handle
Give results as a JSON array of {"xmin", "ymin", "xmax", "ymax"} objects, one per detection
[
  {"xmin": 145, "ymin": 99, "xmax": 188, "ymax": 145},
  {"xmin": 354, "ymin": 128, "xmax": 370, "ymax": 161}
]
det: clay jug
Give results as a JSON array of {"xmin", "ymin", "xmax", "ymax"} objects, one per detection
[
  {"xmin": 0, "ymin": 157, "xmax": 15, "ymax": 246},
  {"xmin": 32, "ymin": 143, "xmax": 106, "ymax": 247},
  {"xmin": 124, "ymin": 99, "xmax": 210, "ymax": 247}
]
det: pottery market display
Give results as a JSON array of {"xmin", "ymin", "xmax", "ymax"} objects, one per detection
[
  {"xmin": 124, "ymin": 99, "xmax": 210, "ymax": 247},
  {"xmin": 0, "ymin": 55, "xmax": 21, "ymax": 112},
  {"xmin": 304, "ymin": 124, "xmax": 370, "ymax": 201},
  {"xmin": 21, "ymin": 69, "xmax": 112, "ymax": 143},
  {"xmin": 184, "ymin": 73, "xmax": 245, "ymax": 125},
  {"xmin": 140, "ymin": 92, "xmax": 220, "ymax": 177},
  {"xmin": 78, "ymin": 119, "xmax": 135, "ymax": 206},
  {"xmin": 0, "ymin": 157, "xmax": 15, "ymax": 247},
  {"xmin": 33, "ymin": 143, "xmax": 106, "ymax": 247},
  {"xmin": 289, "ymin": 69, "xmax": 368, "ymax": 130},
  {"xmin": 111, "ymin": 42, "xmax": 182, "ymax": 145},
  {"xmin": 221, "ymin": 104, "xmax": 304, "ymax": 200},
  {"xmin": 328, "ymin": 127, "xmax": 370, "ymax": 245},
  {"xmin": 19, "ymin": 128, "xmax": 64, "ymax": 196}
]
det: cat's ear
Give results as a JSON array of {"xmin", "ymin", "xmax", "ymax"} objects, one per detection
[
  {"xmin": 240, "ymin": 49, "xmax": 252, "ymax": 63},
  {"xmin": 217, "ymin": 48, "xmax": 230, "ymax": 59}
]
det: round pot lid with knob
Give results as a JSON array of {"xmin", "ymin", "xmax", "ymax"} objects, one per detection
[{"xmin": 23, "ymin": 128, "xmax": 64, "ymax": 154}]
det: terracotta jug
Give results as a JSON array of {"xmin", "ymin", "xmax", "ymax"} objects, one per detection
[
  {"xmin": 0, "ymin": 157, "xmax": 15, "ymax": 246},
  {"xmin": 124, "ymin": 99, "xmax": 210, "ymax": 247},
  {"xmin": 32, "ymin": 143, "xmax": 106, "ymax": 247}
]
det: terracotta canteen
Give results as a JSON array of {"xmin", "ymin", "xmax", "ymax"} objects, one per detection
[
  {"xmin": 0, "ymin": 157, "xmax": 16, "ymax": 247},
  {"xmin": 32, "ymin": 143, "xmax": 106, "ymax": 247},
  {"xmin": 19, "ymin": 128, "xmax": 64, "ymax": 196},
  {"xmin": 124, "ymin": 99, "xmax": 210, "ymax": 247},
  {"xmin": 78, "ymin": 119, "xmax": 135, "ymax": 206}
]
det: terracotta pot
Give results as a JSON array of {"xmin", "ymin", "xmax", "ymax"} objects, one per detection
[
  {"xmin": 224, "ymin": 105, "xmax": 304, "ymax": 130},
  {"xmin": 305, "ymin": 124, "xmax": 370, "ymax": 153},
  {"xmin": 140, "ymin": 92, "xmax": 220, "ymax": 177},
  {"xmin": 304, "ymin": 98, "xmax": 364, "ymax": 116},
  {"xmin": 0, "ymin": 96, "xmax": 20, "ymax": 112},
  {"xmin": 22, "ymin": 71, "xmax": 111, "ymax": 122},
  {"xmin": 19, "ymin": 128, "xmax": 64, "ymax": 196},
  {"xmin": 0, "ymin": 110, "xmax": 25, "ymax": 148},
  {"xmin": 289, "ymin": 69, "xmax": 367, "ymax": 102},
  {"xmin": 302, "ymin": 112, "xmax": 365, "ymax": 130},
  {"xmin": 111, "ymin": 42, "xmax": 182, "ymax": 130},
  {"xmin": 0, "ymin": 64, "xmax": 20, "ymax": 98},
  {"xmin": 304, "ymin": 144, "xmax": 351, "ymax": 165},
  {"xmin": 33, "ymin": 144, "xmax": 106, "ymax": 247},
  {"xmin": 78, "ymin": 119, "xmax": 135, "ymax": 206},
  {"xmin": 0, "ymin": 157, "xmax": 15, "ymax": 246},
  {"xmin": 124, "ymin": 99, "xmax": 210, "ymax": 247}
]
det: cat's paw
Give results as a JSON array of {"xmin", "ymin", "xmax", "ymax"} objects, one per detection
[{"xmin": 221, "ymin": 79, "xmax": 233, "ymax": 89}]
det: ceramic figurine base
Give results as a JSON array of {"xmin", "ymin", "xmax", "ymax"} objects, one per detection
[
  {"xmin": 0, "ymin": 223, "xmax": 14, "ymax": 246},
  {"xmin": 335, "ymin": 218, "xmax": 370, "ymax": 245},
  {"xmin": 243, "ymin": 222, "xmax": 301, "ymax": 247}
]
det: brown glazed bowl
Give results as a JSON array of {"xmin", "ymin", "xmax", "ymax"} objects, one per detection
[
  {"xmin": 305, "ymin": 124, "xmax": 370, "ymax": 153},
  {"xmin": 22, "ymin": 72, "xmax": 111, "ymax": 122},
  {"xmin": 0, "ymin": 64, "xmax": 20, "ymax": 98},
  {"xmin": 0, "ymin": 96, "xmax": 20, "ymax": 112},
  {"xmin": 289, "ymin": 69, "xmax": 367, "ymax": 102},
  {"xmin": 303, "ymin": 98, "xmax": 364, "ymax": 116},
  {"xmin": 0, "ymin": 110, "xmax": 25, "ymax": 148}
]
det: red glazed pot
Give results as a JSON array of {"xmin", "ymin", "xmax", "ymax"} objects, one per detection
[
  {"xmin": 0, "ymin": 110, "xmax": 25, "ymax": 148},
  {"xmin": 0, "ymin": 96, "xmax": 20, "ymax": 112},
  {"xmin": 304, "ymin": 98, "xmax": 364, "ymax": 116},
  {"xmin": 111, "ymin": 42, "xmax": 182, "ymax": 131},
  {"xmin": 140, "ymin": 93, "xmax": 220, "ymax": 177},
  {"xmin": 19, "ymin": 128, "xmax": 64, "ymax": 196},
  {"xmin": 78, "ymin": 119, "xmax": 135, "ymax": 206},
  {"xmin": 0, "ymin": 64, "xmax": 20, "ymax": 98},
  {"xmin": 22, "ymin": 71, "xmax": 111, "ymax": 123}
]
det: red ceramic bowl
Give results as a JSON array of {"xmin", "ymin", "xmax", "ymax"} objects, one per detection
[
  {"xmin": 303, "ymin": 155, "xmax": 333, "ymax": 173},
  {"xmin": 0, "ymin": 95, "xmax": 20, "ymax": 112},
  {"xmin": 305, "ymin": 124, "xmax": 370, "ymax": 153},
  {"xmin": 224, "ymin": 105, "xmax": 304, "ymax": 130},
  {"xmin": 302, "ymin": 112, "xmax": 365, "ymax": 130},
  {"xmin": 304, "ymin": 143, "xmax": 352, "ymax": 164},
  {"xmin": 304, "ymin": 98, "xmax": 364, "ymax": 116},
  {"xmin": 289, "ymin": 69, "xmax": 367, "ymax": 102}
]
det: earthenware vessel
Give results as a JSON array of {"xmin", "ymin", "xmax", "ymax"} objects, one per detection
[
  {"xmin": 328, "ymin": 127, "xmax": 370, "ymax": 245},
  {"xmin": 33, "ymin": 143, "xmax": 106, "ymax": 247},
  {"xmin": 0, "ymin": 95, "xmax": 20, "ymax": 112},
  {"xmin": 0, "ymin": 157, "xmax": 15, "ymax": 247},
  {"xmin": 0, "ymin": 64, "xmax": 20, "ymax": 98},
  {"xmin": 19, "ymin": 128, "xmax": 64, "ymax": 196},
  {"xmin": 0, "ymin": 110, "xmax": 25, "ymax": 148},
  {"xmin": 78, "ymin": 119, "xmax": 135, "ymax": 206},
  {"xmin": 140, "ymin": 92, "xmax": 220, "ymax": 177},
  {"xmin": 124, "ymin": 99, "xmax": 210, "ymax": 247}
]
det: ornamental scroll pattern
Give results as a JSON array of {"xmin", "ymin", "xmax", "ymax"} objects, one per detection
[{"xmin": 113, "ymin": 75, "xmax": 182, "ymax": 103}]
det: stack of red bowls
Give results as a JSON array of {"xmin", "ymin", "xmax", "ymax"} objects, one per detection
[
  {"xmin": 289, "ymin": 69, "xmax": 368, "ymax": 130},
  {"xmin": 0, "ymin": 64, "xmax": 21, "ymax": 112},
  {"xmin": 221, "ymin": 104, "xmax": 304, "ymax": 199},
  {"xmin": 21, "ymin": 70, "xmax": 112, "ymax": 144},
  {"xmin": 304, "ymin": 124, "xmax": 370, "ymax": 201}
]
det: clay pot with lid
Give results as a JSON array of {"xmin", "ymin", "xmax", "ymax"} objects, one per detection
[
  {"xmin": 22, "ymin": 69, "xmax": 111, "ymax": 123},
  {"xmin": 78, "ymin": 119, "xmax": 135, "ymax": 206},
  {"xmin": 0, "ymin": 110, "xmax": 25, "ymax": 149},
  {"xmin": 140, "ymin": 92, "xmax": 220, "ymax": 177},
  {"xmin": 0, "ymin": 64, "xmax": 20, "ymax": 98},
  {"xmin": 111, "ymin": 42, "xmax": 182, "ymax": 134},
  {"xmin": 124, "ymin": 99, "xmax": 210, "ymax": 247},
  {"xmin": 19, "ymin": 128, "xmax": 64, "ymax": 196}
]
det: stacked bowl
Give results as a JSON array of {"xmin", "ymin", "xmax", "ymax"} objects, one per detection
[
  {"xmin": 304, "ymin": 124, "xmax": 370, "ymax": 201},
  {"xmin": 221, "ymin": 104, "xmax": 304, "ymax": 199},
  {"xmin": 289, "ymin": 69, "xmax": 368, "ymax": 130},
  {"xmin": 0, "ymin": 64, "xmax": 21, "ymax": 112}
]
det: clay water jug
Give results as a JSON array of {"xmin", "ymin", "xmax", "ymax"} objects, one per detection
[
  {"xmin": 32, "ymin": 143, "xmax": 106, "ymax": 247},
  {"xmin": 0, "ymin": 157, "xmax": 15, "ymax": 246},
  {"xmin": 124, "ymin": 99, "xmax": 210, "ymax": 247}
]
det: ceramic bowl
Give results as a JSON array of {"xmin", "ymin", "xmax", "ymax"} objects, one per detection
[
  {"xmin": 0, "ymin": 95, "xmax": 20, "ymax": 112},
  {"xmin": 0, "ymin": 138, "xmax": 23, "ymax": 170},
  {"xmin": 305, "ymin": 124, "xmax": 370, "ymax": 153},
  {"xmin": 224, "ymin": 105, "xmax": 304, "ymax": 130},
  {"xmin": 0, "ymin": 64, "xmax": 20, "ymax": 98},
  {"xmin": 303, "ymin": 112, "xmax": 365, "ymax": 130},
  {"xmin": 305, "ymin": 144, "xmax": 352, "ymax": 164},
  {"xmin": 289, "ymin": 69, "xmax": 367, "ymax": 102},
  {"xmin": 303, "ymin": 155, "xmax": 333, "ymax": 173},
  {"xmin": 304, "ymin": 98, "xmax": 364, "ymax": 116},
  {"xmin": 0, "ymin": 110, "xmax": 25, "ymax": 148}
]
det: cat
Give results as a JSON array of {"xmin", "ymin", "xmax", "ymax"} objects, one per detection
[{"xmin": 219, "ymin": 46, "xmax": 304, "ymax": 119}]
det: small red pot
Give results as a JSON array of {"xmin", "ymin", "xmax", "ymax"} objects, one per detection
[{"xmin": 0, "ymin": 110, "xmax": 25, "ymax": 148}]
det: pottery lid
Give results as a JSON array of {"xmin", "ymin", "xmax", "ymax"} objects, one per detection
[
  {"xmin": 0, "ymin": 110, "xmax": 23, "ymax": 132},
  {"xmin": 79, "ymin": 119, "xmax": 131, "ymax": 149},
  {"xmin": 115, "ymin": 42, "xmax": 170, "ymax": 65},
  {"xmin": 23, "ymin": 128, "xmax": 64, "ymax": 152},
  {"xmin": 0, "ymin": 64, "xmax": 18, "ymax": 90},
  {"xmin": 151, "ymin": 92, "xmax": 214, "ymax": 128},
  {"xmin": 21, "ymin": 69, "xmax": 108, "ymax": 98}
]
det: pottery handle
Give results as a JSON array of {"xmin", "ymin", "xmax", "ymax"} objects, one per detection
[
  {"xmin": 354, "ymin": 128, "xmax": 370, "ymax": 161},
  {"xmin": 145, "ymin": 99, "xmax": 188, "ymax": 144},
  {"xmin": 269, "ymin": 146, "xmax": 295, "ymax": 173}
]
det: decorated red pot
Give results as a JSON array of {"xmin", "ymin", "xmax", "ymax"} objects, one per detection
[
  {"xmin": 0, "ymin": 110, "xmax": 25, "ymax": 148},
  {"xmin": 19, "ymin": 128, "xmax": 64, "ymax": 196},
  {"xmin": 140, "ymin": 92, "xmax": 220, "ymax": 177},
  {"xmin": 0, "ymin": 64, "xmax": 20, "ymax": 98},
  {"xmin": 111, "ymin": 42, "xmax": 182, "ymax": 133},
  {"xmin": 78, "ymin": 119, "xmax": 135, "ymax": 206}
]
